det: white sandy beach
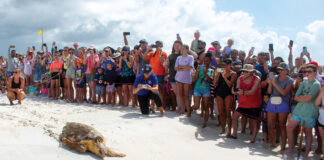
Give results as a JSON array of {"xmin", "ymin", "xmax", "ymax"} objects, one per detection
[{"xmin": 0, "ymin": 94, "xmax": 320, "ymax": 160}]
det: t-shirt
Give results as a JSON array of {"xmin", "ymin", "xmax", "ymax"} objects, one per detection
[
  {"xmin": 224, "ymin": 46, "xmax": 232, "ymax": 56},
  {"xmin": 133, "ymin": 73, "xmax": 158, "ymax": 96},
  {"xmin": 194, "ymin": 65, "xmax": 213, "ymax": 90},
  {"xmin": 270, "ymin": 75, "xmax": 294, "ymax": 103},
  {"xmin": 175, "ymin": 55, "xmax": 194, "ymax": 84},
  {"xmin": 293, "ymin": 80, "xmax": 321, "ymax": 118},
  {"xmin": 147, "ymin": 51, "xmax": 167, "ymax": 76},
  {"xmin": 95, "ymin": 72, "xmax": 105, "ymax": 86},
  {"xmin": 23, "ymin": 58, "xmax": 34, "ymax": 76},
  {"xmin": 75, "ymin": 68, "xmax": 85, "ymax": 82},
  {"xmin": 104, "ymin": 69, "xmax": 117, "ymax": 85},
  {"xmin": 8, "ymin": 55, "xmax": 19, "ymax": 72},
  {"xmin": 85, "ymin": 54, "xmax": 99, "ymax": 74},
  {"xmin": 168, "ymin": 53, "xmax": 181, "ymax": 81},
  {"xmin": 49, "ymin": 61, "xmax": 63, "ymax": 70},
  {"xmin": 255, "ymin": 64, "xmax": 271, "ymax": 81}
]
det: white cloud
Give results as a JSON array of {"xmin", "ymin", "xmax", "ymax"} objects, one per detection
[{"xmin": 1, "ymin": 0, "xmax": 323, "ymax": 66}]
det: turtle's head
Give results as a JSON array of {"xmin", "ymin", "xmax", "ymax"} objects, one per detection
[{"xmin": 91, "ymin": 136, "xmax": 106, "ymax": 158}]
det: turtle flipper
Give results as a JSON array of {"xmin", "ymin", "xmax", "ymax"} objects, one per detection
[
  {"xmin": 61, "ymin": 137, "xmax": 87, "ymax": 153},
  {"xmin": 105, "ymin": 147, "xmax": 126, "ymax": 157}
]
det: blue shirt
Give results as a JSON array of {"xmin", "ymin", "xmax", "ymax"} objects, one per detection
[
  {"xmin": 134, "ymin": 73, "xmax": 158, "ymax": 96},
  {"xmin": 255, "ymin": 64, "xmax": 271, "ymax": 81}
]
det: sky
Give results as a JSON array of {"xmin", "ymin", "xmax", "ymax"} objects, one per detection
[{"xmin": 1, "ymin": 0, "xmax": 324, "ymax": 64}]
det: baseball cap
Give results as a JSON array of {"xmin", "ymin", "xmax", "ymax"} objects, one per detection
[
  {"xmin": 308, "ymin": 61, "xmax": 319, "ymax": 68},
  {"xmin": 143, "ymin": 64, "xmax": 152, "ymax": 74},
  {"xmin": 277, "ymin": 62, "xmax": 289, "ymax": 70}
]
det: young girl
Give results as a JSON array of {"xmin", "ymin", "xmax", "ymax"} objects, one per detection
[
  {"xmin": 222, "ymin": 39, "xmax": 234, "ymax": 58},
  {"xmin": 75, "ymin": 59, "xmax": 85, "ymax": 103},
  {"xmin": 190, "ymin": 30, "xmax": 200, "ymax": 53},
  {"xmin": 95, "ymin": 67, "xmax": 105, "ymax": 104},
  {"xmin": 104, "ymin": 61, "xmax": 117, "ymax": 105}
]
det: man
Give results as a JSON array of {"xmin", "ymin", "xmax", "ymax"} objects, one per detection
[
  {"xmin": 7, "ymin": 68, "xmax": 25, "ymax": 105},
  {"xmin": 133, "ymin": 64, "xmax": 164, "ymax": 116},
  {"xmin": 144, "ymin": 41, "xmax": 167, "ymax": 109},
  {"xmin": 7, "ymin": 45, "xmax": 19, "ymax": 77},
  {"xmin": 136, "ymin": 39, "xmax": 151, "ymax": 75}
]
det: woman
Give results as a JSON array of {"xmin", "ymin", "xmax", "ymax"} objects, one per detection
[
  {"xmin": 49, "ymin": 54, "xmax": 63, "ymax": 99},
  {"xmin": 65, "ymin": 48, "xmax": 76, "ymax": 102},
  {"xmin": 62, "ymin": 47, "xmax": 70, "ymax": 99},
  {"xmin": 168, "ymin": 40, "xmax": 182, "ymax": 111},
  {"xmin": 175, "ymin": 44, "xmax": 194, "ymax": 116},
  {"xmin": 231, "ymin": 64, "xmax": 261, "ymax": 143},
  {"xmin": 213, "ymin": 58, "xmax": 237, "ymax": 136},
  {"xmin": 192, "ymin": 52, "xmax": 214, "ymax": 127},
  {"xmin": 119, "ymin": 46, "xmax": 135, "ymax": 106},
  {"xmin": 0, "ymin": 56, "xmax": 8, "ymax": 70},
  {"xmin": 266, "ymin": 62, "xmax": 293, "ymax": 150},
  {"xmin": 23, "ymin": 50, "xmax": 34, "ymax": 93},
  {"xmin": 7, "ymin": 68, "xmax": 25, "ymax": 105}
]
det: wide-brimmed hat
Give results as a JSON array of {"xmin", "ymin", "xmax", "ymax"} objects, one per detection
[
  {"xmin": 112, "ymin": 53, "xmax": 121, "ymax": 59},
  {"xmin": 241, "ymin": 64, "xmax": 255, "ymax": 72},
  {"xmin": 277, "ymin": 62, "xmax": 289, "ymax": 70}
]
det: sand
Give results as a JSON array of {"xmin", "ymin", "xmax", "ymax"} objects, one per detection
[{"xmin": 0, "ymin": 94, "xmax": 321, "ymax": 160}]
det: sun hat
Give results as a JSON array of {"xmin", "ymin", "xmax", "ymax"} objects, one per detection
[{"xmin": 241, "ymin": 64, "xmax": 255, "ymax": 72}]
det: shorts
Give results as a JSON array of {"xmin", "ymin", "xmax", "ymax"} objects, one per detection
[
  {"xmin": 115, "ymin": 76, "xmax": 122, "ymax": 87},
  {"xmin": 318, "ymin": 121, "xmax": 324, "ymax": 129},
  {"xmin": 76, "ymin": 80, "xmax": 85, "ymax": 88},
  {"xmin": 194, "ymin": 88, "xmax": 211, "ymax": 97},
  {"xmin": 86, "ymin": 74, "xmax": 95, "ymax": 83},
  {"xmin": 65, "ymin": 69, "xmax": 75, "ymax": 79},
  {"xmin": 156, "ymin": 75, "xmax": 165, "ymax": 88},
  {"xmin": 106, "ymin": 84, "xmax": 115, "ymax": 93},
  {"xmin": 170, "ymin": 78, "xmax": 176, "ymax": 84},
  {"xmin": 266, "ymin": 100, "xmax": 290, "ymax": 113},
  {"xmin": 236, "ymin": 107, "xmax": 260, "ymax": 120},
  {"xmin": 51, "ymin": 72, "xmax": 59, "ymax": 80},
  {"xmin": 121, "ymin": 75, "xmax": 135, "ymax": 84},
  {"xmin": 291, "ymin": 114, "xmax": 316, "ymax": 128},
  {"xmin": 96, "ymin": 85, "xmax": 105, "ymax": 95}
]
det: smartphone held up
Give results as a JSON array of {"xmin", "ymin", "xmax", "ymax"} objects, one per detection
[
  {"xmin": 303, "ymin": 46, "xmax": 307, "ymax": 55},
  {"xmin": 123, "ymin": 32, "xmax": 130, "ymax": 36},
  {"xmin": 269, "ymin": 43, "xmax": 274, "ymax": 51}
]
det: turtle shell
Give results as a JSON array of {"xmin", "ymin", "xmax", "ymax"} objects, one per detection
[{"xmin": 60, "ymin": 122, "xmax": 104, "ymax": 142}]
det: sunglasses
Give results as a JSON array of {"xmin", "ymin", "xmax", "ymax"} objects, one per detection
[
  {"xmin": 13, "ymin": 71, "xmax": 18, "ymax": 74},
  {"xmin": 303, "ymin": 70, "xmax": 313, "ymax": 74}
]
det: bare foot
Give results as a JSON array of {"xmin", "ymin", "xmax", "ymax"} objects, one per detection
[
  {"xmin": 18, "ymin": 100, "xmax": 22, "ymax": 104},
  {"xmin": 202, "ymin": 123, "xmax": 207, "ymax": 128},
  {"xmin": 159, "ymin": 107, "xmax": 164, "ymax": 117},
  {"xmin": 10, "ymin": 101, "xmax": 14, "ymax": 105}
]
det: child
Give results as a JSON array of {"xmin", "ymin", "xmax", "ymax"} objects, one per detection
[
  {"xmin": 95, "ymin": 67, "xmax": 105, "ymax": 104},
  {"xmin": 104, "ymin": 60, "xmax": 117, "ymax": 105},
  {"xmin": 222, "ymin": 39, "xmax": 234, "ymax": 58},
  {"xmin": 40, "ymin": 84, "xmax": 48, "ymax": 96},
  {"xmin": 75, "ymin": 59, "xmax": 85, "ymax": 103},
  {"xmin": 190, "ymin": 30, "xmax": 200, "ymax": 53}
]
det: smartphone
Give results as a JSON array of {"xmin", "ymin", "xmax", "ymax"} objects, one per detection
[
  {"xmin": 123, "ymin": 32, "xmax": 130, "ymax": 35},
  {"xmin": 289, "ymin": 40, "xmax": 294, "ymax": 47},
  {"xmin": 32, "ymin": 46, "xmax": 35, "ymax": 50},
  {"xmin": 269, "ymin": 72, "xmax": 274, "ymax": 80},
  {"xmin": 303, "ymin": 46, "xmax": 307, "ymax": 55},
  {"xmin": 152, "ymin": 45, "xmax": 158, "ymax": 48},
  {"xmin": 176, "ymin": 33, "xmax": 180, "ymax": 38},
  {"xmin": 251, "ymin": 47, "xmax": 255, "ymax": 52},
  {"xmin": 142, "ymin": 84, "xmax": 147, "ymax": 89},
  {"xmin": 269, "ymin": 43, "xmax": 274, "ymax": 51},
  {"xmin": 217, "ymin": 68, "xmax": 223, "ymax": 73},
  {"xmin": 43, "ymin": 43, "xmax": 47, "ymax": 47}
]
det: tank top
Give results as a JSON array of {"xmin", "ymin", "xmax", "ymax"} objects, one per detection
[
  {"xmin": 192, "ymin": 40, "xmax": 199, "ymax": 53},
  {"xmin": 216, "ymin": 73, "xmax": 232, "ymax": 96},
  {"xmin": 121, "ymin": 57, "xmax": 135, "ymax": 77},
  {"xmin": 12, "ymin": 77, "xmax": 21, "ymax": 89},
  {"xmin": 238, "ymin": 75, "xmax": 261, "ymax": 108}
]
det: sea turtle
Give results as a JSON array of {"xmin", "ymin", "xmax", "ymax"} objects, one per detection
[{"xmin": 60, "ymin": 122, "xmax": 126, "ymax": 158}]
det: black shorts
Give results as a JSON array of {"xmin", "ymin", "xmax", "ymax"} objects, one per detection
[
  {"xmin": 51, "ymin": 72, "xmax": 59, "ymax": 80},
  {"xmin": 317, "ymin": 121, "xmax": 324, "ymax": 129},
  {"xmin": 115, "ymin": 76, "xmax": 122, "ymax": 87},
  {"xmin": 236, "ymin": 107, "xmax": 260, "ymax": 120},
  {"xmin": 120, "ymin": 75, "xmax": 135, "ymax": 84}
]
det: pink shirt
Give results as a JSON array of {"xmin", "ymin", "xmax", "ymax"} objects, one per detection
[{"xmin": 85, "ymin": 54, "xmax": 99, "ymax": 74}]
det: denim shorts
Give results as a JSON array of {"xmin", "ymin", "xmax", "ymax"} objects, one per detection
[
  {"xmin": 194, "ymin": 88, "xmax": 211, "ymax": 97},
  {"xmin": 156, "ymin": 75, "xmax": 165, "ymax": 88},
  {"xmin": 291, "ymin": 114, "xmax": 316, "ymax": 128},
  {"xmin": 96, "ymin": 85, "xmax": 105, "ymax": 95}
]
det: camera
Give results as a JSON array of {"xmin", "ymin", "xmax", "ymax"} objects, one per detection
[
  {"xmin": 152, "ymin": 45, "xmax": 158, "ymax": 48},
  {"xmin": 134, "ymin": 45, "xmax": 140, "ymax": 50},
  {"xmin": 123, "ymin": 32, "xmax": 130, "ymax": 35},
  {"xmin": 289, "ymin": 40, "xmax": 294, "ymax": 47}
]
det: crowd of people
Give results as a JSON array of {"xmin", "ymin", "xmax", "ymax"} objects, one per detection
[{"xmin": 1, "ymin": 30, "xmax": 324, "ymax": 158}]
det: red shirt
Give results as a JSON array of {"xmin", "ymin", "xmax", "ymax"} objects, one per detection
[{"xmin": 238, "ymin": 75, "xmax": 261, "ymax": 109}]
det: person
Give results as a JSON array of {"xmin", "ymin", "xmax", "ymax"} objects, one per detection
[
  {"xmin": 7, "ymin": 68, "xmax": 25, "ymax": 105},
  {"xmin": 33, "ymin": 55, "xmax": 42, "ymax": 95},
  {"xmin": 231, "ymin": 64, "xmax": 261, "ymax": 143},
  {"xmin": 85, "ymin": 47, "xmax": 99, "ymax": 103},
  {"xmin": 286, "ymin": 64, "xmax": 321, "ymax": 157},
  {"xmin": 168, "ymin": 40, "xmax": 183, "ymax": 111},
  {"xmin": 214, "ymin": 58, "xmax": 237, "ymax": 136},
  {"xmin": 135, "ymin": 39, "xmax": 150, "ymax": 75},
  {"xmin": 133, "ymin": 64, "xmax": 164, "ymax": 116},
  {"xmin": 7, "ymin": 46, "xmax": 19, "ymax": 77},
  {"xmin": 49, "ymin": 54, "xmax": 63, "ymax": 99},
  {"xmin": 65, "ymin": 48, "xmax": 76, "ymax": 102},
  {"xmin": 94, "ymin": 67, "xmax": 105, "ymax": 104},
  {"xmin": 0, "ymin": 66, "xmax": 7, "ymax": 94},
  {"xmin": 104, "ymin": 60, "xmax": 117, "ymax": 105},
  {"xmin": 119, "ymin": 46, "xmax": 136, "ymax": 107},
  {"xmin": 190, "ymin": 30, "xmax": 200, "ymax": 53},
  {"xmin": 315, "ymin": 85, "xmax": 324, "ymax": 160},
  {"xmin": 266, "ymin": 62, "xmax": 293, "ymax": 150},
  {"xmin": 23, "ymin": 49, "xmax": 34, "ymax": 93},
  {"xmin": 0, "ymin": 56, "xmax": 8, "ymax": 71},
  {"xmin": 222, "ymin": 39, "xmax": 234, "ymax": 58},
  {"xmin": 175, "ymin": 44, "xmax": 194, "ymax": 116},
  {"xmin": 144, "ymin": 41, "xmax": 168, "ymax": 109},
  {"xmin": 75, "ymin": 58, "xmax": 85, "ymax": 103},
  {"xmin": 192, "ymin": 52, "xmax": 214, "ymax": 127},
  {"xmin": 73, "ymin": 42, "xmax": 79, "ymax": 57}
]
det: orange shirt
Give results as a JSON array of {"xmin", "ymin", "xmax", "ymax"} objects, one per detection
[
  {"xmin": 50, "ymin": 61, "xmax": 63, "ymax": 71},
  {"xmin": 147, "ymin": 51, "xmax": 167, "ymax": 76}
]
